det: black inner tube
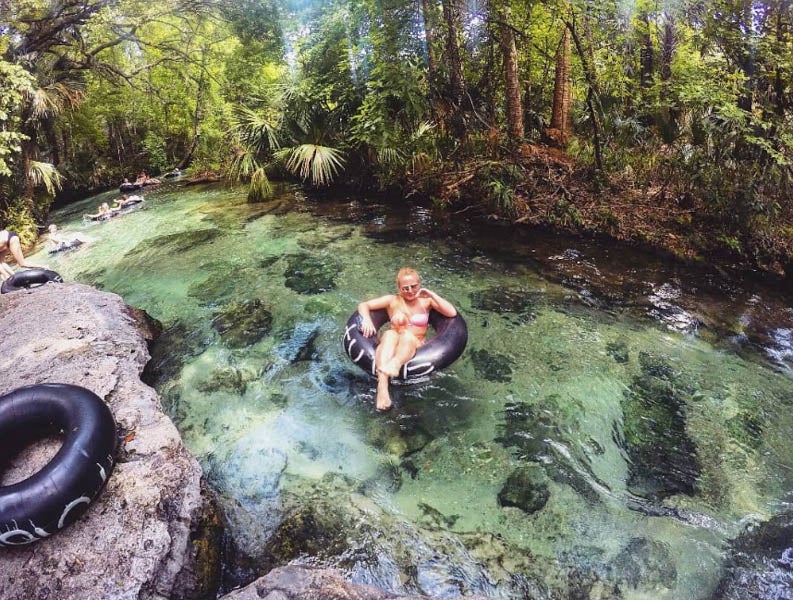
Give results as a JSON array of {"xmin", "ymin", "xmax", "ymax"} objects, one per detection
[
  {"xmin": 0, "ymin": 384, "xmax": 116, "ymax": 546},
  {"xmin": 0, "ymin": 269, "xmax": 63, "ymax": 294},
  {"xmin": 343, "ymin": 308, "xmax": 467, "ymax": 381}
]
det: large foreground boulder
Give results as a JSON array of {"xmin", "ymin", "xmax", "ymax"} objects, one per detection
[{"xmin": 0, "ymin": 283, "xmax": 216, "ymax": 599}]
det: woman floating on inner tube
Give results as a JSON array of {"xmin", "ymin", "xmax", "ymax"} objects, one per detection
[
  {"xmin": 0, "ymin": 228, "xmax": 46, "ymax": 281},
  {"xmin": 48, "ymin": 224, "xmax": 85, "ymax": 253},
  {"xmin": 357, "ymin": 267, "xmax": 457, "ymax": 411}
]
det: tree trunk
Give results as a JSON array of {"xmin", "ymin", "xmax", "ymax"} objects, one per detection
[
  {"xmin": 566, "ymin": 15, "xmax": 603, "ymax": 172},
  {"xmin": 660, "ymin": 15, "xmax": 675, "ymax": 82},
  {"xmin": 180, "ymin": 43, "xmax": 208, "ymax": 170},
  {"xmin": 441, "ymin": 0, "xmax": 466, "ymax": 139},
  {"xmin": 420, "ymin": 0, "xmax": 437, "ymax": 83},
  {"xmin": 442, "ymin": 0, "xmax": 465, "ymax": 106},
  {"xmin": 548, "ymin": 26, "xmax": 573, "ymax": 147},
  {"xmin": 640, "ymin": 29, "xmax": 654, "ymax": 89},
  {"xmin": 499, "ymin": 6, "xmax": 524, "ymax": 142}
]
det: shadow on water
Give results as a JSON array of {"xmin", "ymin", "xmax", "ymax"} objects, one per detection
[{"xmin": 38, "ymin": 183, "xmax": 793, "ymax": 599}]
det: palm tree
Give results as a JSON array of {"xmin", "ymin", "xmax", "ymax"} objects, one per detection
[{"xmin": 228, "ymin": 85, "xmax": 346, "ymax": 200}]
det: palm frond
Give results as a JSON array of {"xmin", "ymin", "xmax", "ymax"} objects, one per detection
[
  {"xmin": 248, "ymin": 167, "xmax": 273, "ymax": 202},
  {"xmin": 228, "ymin": 150, "xmax": 261, "ymax": 181},
  {"xmin": 282, "ymin": 144, "xmax": 346, "ymax": 187},
  {"xmin": 377, "ymin": 146, "xmax": 405, "ymax": 167},
  {"xmin": 412, "ymin": 121, "xmax": 435, "ymax": 141},
  {"xmin": 27, "ymin": 161, "xmax": 63, "ymax": 195},
  {"xmin": 233, "ymin": 107, "xmax": 281, "ymax": 151}
]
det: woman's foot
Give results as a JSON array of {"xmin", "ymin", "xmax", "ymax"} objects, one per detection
[{"xmin": 376, "ymin": 380, "xmax": 392, "ymax": 411}]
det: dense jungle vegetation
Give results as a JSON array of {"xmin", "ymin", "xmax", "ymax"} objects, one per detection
[{"xmin": 1, "ymin": 0, "xmax": 792, "ymax": 274}]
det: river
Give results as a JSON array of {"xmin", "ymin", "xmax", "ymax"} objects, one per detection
[{"xmin": 30, "ymin": 180, "xmax": 793, "ymax": 598}]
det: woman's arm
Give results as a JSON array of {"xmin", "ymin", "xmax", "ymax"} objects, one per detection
[
  {"xmin": 419, "ymin": 288, "xmax": 457, "ymax": 317},
  {"xmin": 8, "ymin": 237, "xmax": 44, "ymax": 269},
  {"xmin": 357, "ymin": 294, "xmax": 394, "ymax": 337}
]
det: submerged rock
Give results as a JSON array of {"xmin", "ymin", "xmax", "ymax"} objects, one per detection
[
  {"xmin": 0, "ymin": 283, "xmax": 215, "ymax": 599},
  {"xmin": 714, "ymin": 512, "xmax": 793, "ymax": 600},
  {"xmin": 469, "ymin": 285, "xmax": 540, "ymax": 324},
  {"xmin": 470, "ymin": 347, "xmax": 514, "ymax": 382},
  {"xmin": 496, "ymin": 399, "xmax": 602, "ymax": 504},
  {"xmin": 498, "ymin": 465, "xmax": 550, "ymax": 514},
  {"xmin": 221, "ymin": 565, "xmax": 489, "ymax": 600},
  {"xmin": 212, "ymin": 298, "xmax": 273, "ymax": 348},
  {"xmin": 611, "ymin": 537, "xmax": 677, "ymax": 590},
  {"xmin": 196, "ymin": 366, "xmax": 247, "ymax": 395},
  {"xmin": 124, "ymin": 227, "xmax": 222, "ymax": 264},
  {"xmin": 143, "ymin": 319, "xmax": 212, "ymax": 385},
  {"xmin": 620, "ymin": 352, "xmax": 701, "ymax": 501},
  {"xmin": 283, "ymin": 252, "xmax": 342, "ymax": 294}
]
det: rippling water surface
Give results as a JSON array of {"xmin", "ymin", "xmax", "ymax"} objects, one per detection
[{"xmin": 33, "ymin": 182, "xmax": 793, "ymax": 598}]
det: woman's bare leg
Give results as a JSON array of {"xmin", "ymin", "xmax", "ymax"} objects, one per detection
[
  {"xmin": 374, "ymin": 330, "xmax": 399, "ymax": 410},
  {"xmin": 375, "ymin": 370, "xmax": 392, "ymax": 411},
  {"xmin": 381, "ymin": 333, "xmax": 419, "ymax": 378}
]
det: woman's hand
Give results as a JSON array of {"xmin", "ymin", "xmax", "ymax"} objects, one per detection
[
  {"xmin": 418, "ymin": 288, "xmax": 435, "ymax": 300},
  {"xmin": 360, "ymin": 316, "xmax": 377, "ymax": 337}
]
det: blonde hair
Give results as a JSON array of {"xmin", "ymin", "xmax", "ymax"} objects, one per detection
[{"xmin": 396, "ymin": 267, "xmax": 420, "ymax": 286}]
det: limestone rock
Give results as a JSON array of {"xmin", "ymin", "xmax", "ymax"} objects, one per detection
[{"xmin": 0, "ymin": 283, "xmax": 215, "ymax": 600}]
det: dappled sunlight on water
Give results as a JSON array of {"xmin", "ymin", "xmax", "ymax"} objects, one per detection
[{"xmin": 34, "ymin": 182, "xmax": 793, "ymax": 598}]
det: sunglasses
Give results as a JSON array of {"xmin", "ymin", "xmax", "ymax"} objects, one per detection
[{"xmin": 400, "ymin": 283, "xmax": 420, "ymax": 292}]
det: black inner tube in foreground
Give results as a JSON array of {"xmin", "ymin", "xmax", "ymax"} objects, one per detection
[
  {"xmin": 0, "ymin": 384, "xmax": 116, "ymax": 547},
  {"xmin": 0, "ymin": 269, "xmax": 63, "ymax": 294},
  {"xmin": 343, "ymin": 308, "xmax": 468, "ymax": 381}
]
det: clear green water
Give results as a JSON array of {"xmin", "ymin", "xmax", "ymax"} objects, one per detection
[{"xmin": 33, "ymin": 183, "xmax": 793, "ymax": 598}]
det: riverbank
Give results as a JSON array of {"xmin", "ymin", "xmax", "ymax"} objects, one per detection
[
  {"xmin": 421, "ymin": 145, "xmax": 793, "ymax": 282},
  {"xmin": 0, "ymin": 283, "xmax": 217, "ymax": 599}
]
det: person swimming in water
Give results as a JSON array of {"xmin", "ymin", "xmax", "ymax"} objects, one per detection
[
  {"xmin": 47, "ymin": 224, "xmax": 84, "ymax": 252},
  {"xmin": 0, "ymin": 228, "xmax": 46, "ymax": 280},
  {"xmin": 357, "ymin": 267, "xmax": 457, "ymax": 411},
  {"xmin": 84, "ymin": 202, "xmax": 113, "ymax": 220}
]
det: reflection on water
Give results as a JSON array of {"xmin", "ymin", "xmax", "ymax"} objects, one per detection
[{"xmin": 35, "ymin": 183, "xmax": 793, "ymax": 598}]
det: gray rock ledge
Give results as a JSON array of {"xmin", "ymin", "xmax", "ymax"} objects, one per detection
[{"xmin": 0, "ymin": 283, "xmax": 214, "ymax": 599}]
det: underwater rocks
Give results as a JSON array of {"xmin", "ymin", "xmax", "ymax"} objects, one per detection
[
  {"xmin": 143, "ymin": 319, "xmax": 212, "ymax": 385},
  {"xmin": 188, "ymin": 267, "xmax": 260, "ymax": 306},
  {"xmin": 469, "ymin": 285, "xmax": 540, "ymax": 324},
  {"xmin": 470, "ymin": 348, "xmax": 514, "ymax": 382},
  {"xmin": 124, "ymin": 227, "xmax": 222, "ymax": 264},
  {"xmin": 212, "ymin": 298, "xmax": 273, "ymax": 348},
  {"xmin": 497, "ymin": 465, "xmax": 550, "ymax": 514},
  {"xmin": 620, "ymin": 351, "xmax": 701, "ymax": 501},
  {"xmin": 714, "ymin": 512, "xmax": 793, "ymax": 600},
  {"xmin": 196, "ymin": 366, "xmax": 248, "ymax": 395},
  {"xmin": 496, "ymin": 400, "xmax": 602, "ymax": 504},
  {"xmin": 283, "ymin": 252, "xmax": 342, "ymax": 294},
  {"xmin": 221, "ymin": 565, "xmax": 489, "ymax": 600},
  {"xmin": 275, "ymin": 321, "xmax": 320, "ymax": 363},
  {"xmin": 611, "ymin": 537, "xmax": 677, "ymax": 590}
]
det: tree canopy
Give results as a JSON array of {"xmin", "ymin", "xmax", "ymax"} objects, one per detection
[{"xmin": 1, "ymin": 0, "xmax": 791, "ymax": 266}]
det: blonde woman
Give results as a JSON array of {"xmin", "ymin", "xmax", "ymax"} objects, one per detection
[{"xmin": 357, "ymin": 267, "xmax": 457, "ymax": 410}]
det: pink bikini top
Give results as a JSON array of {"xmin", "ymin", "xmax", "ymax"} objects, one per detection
[{"xmin": 391, "ymin": 311, "xmax": 429, "ymax": 327}]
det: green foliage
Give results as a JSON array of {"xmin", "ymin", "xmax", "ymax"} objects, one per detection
[
  {"xmin": 1, "ymin": 200, "xmax": 38, "ymax": 245},
  {"xmin": 0, "ymin": 61, "xmax": 33, "ymax": 178},
  {"xmin": 480, "ymin": 162, "xmax": 523, "ymax": 215},
  {"xmin": 277, "ymin": 144, "xmax": 346, "ymax": 187}
]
